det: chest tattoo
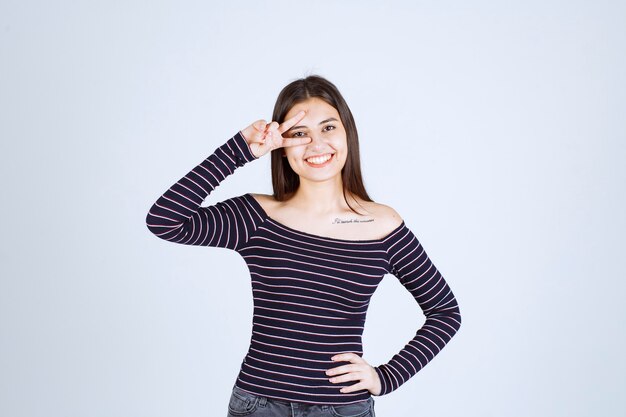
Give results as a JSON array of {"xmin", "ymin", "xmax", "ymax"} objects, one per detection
[{"xmin": 332, "ymin": 217, "xmax": 375, "ymax": 225}]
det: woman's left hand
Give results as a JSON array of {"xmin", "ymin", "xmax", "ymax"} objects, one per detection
[{"xmin": 326, "ymin": 353, "xmax": 382, "ymax": 395}]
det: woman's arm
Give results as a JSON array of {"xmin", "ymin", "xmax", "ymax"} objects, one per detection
[
  {"xmin": 145, "ymin": 131, "xmax": 259, "ymax": 251},
  {"xmin": 374, "ymin": 225, "xmax": 462, "ymax": 395},
  {"xmin": 145, "ymin": 111, "xmax": 313, "ymax": 252}
]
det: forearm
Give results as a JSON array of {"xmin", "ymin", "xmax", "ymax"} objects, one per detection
[{"xmin": 145, "ymin": 131, "xmax": 257, "ymax": 246}]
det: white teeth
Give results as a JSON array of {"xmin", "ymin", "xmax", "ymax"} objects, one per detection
[{"xmin": 306, "ymin": 154, "xmax": 332, "ymax": 164}]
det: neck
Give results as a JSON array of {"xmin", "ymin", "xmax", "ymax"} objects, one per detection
[{"xmin": 289, "ymin": 176, "xmax": 349, "ymax": 214}]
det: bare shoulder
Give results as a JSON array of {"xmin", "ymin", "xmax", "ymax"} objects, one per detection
[
  {"xmin": 248, "ymin": 192, "xmax": 270, "ymax": 201},
  {"xmin": 362, "ymin": 201, "xmax": 404, "ymax": 232}
]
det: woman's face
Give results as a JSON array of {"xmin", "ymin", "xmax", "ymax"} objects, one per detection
[{"xmin": 282, "ymin": 97, "xmax": 348, "ymax": 182}]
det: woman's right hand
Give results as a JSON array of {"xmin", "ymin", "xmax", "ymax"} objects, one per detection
[{"xmin": 240, "ymin": 110, "xmax": 312, "ymax": 159}]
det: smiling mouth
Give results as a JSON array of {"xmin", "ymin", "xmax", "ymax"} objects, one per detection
[
  {"xmin": 304, "ymin": 153, "xmax": 335, "ymax": 167},
  {"xmin": 305, "ymin": 153, "xmax": 333, "ymax": 163}
]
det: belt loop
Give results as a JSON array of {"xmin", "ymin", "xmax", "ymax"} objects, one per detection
[{"xmin": 258, "ymin": 396, "xmax": 267, "ymax": 406}]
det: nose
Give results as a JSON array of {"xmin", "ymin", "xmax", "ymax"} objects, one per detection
[{"xmin": 306, "ymin": 132, "xmax": 327, "ymax": 151}]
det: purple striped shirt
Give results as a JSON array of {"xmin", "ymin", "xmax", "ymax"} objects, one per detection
[{"xmin": 146, "ymin": 131, "xmax": 462, "ymax": 404}]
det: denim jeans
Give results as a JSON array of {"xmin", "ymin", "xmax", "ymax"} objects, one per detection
[{"xmin": 227, "ymin": 384, "xmax": 376, "ymax": 417}]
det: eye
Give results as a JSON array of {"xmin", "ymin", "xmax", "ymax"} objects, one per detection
[{"xmin": 292, "ymin": 125, "xmax": 335, "ymax": 137}]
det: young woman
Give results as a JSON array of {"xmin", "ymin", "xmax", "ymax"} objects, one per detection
[{"xmin": 146, "ymin": 75, "xmax": 462, "ymax": 417}]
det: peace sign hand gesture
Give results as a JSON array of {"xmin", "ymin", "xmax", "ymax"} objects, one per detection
[{"xmin": 240, "ymin": 110, "xmax": 312, "ymax": 159}]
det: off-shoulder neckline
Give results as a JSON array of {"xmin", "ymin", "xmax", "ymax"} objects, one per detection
[{"xmin": 244, "ymin": 193, "xmax": 405, "ymax": 244}]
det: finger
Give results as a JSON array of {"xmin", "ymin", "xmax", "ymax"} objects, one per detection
[
  {"xmin": 253, "ymin": 127, "xmax": 269, "ymax": 142},
  {"xmin": 338, "ymin": 382, "xmax": 365, "ymax": 394},
  {"xmin": 268, "ymin": 121, "xmax": 280, "ymax": 132},
  {"xmin": 251, "ymin": 120, "xmax": 265, "ymax": 133},
  {"xmin": 278, "ymin": 110, "xmax": 306, "ymax": 135},
  {"xmin": 249, "ymin": 122, "xmax": 268, "ymax": 143},
  {"xmin": 327, "ymin": 362, "xmax": 360, "ymax": 374},
  {"xmin": 330, "ymin": 370, "xmax": 361, "ymax": 384},
  {"xmin": 280, "ymin": 137, "xmax": 311, "ymax": 148},
  {"xmin": 264, "ymin": 123, "xmax": 279, "ymax": 141},
  {"xmin": 326, "ymin": 365, "xmax": 346, "ymax": 376},
  {"xmin": 332, "ymin": 353, "xmax": 362, "ymax": 363}
]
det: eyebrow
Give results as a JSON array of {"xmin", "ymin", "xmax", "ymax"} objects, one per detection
[{"xmin": 287, "ymin": 117, "xmax": 338, "ymax": 132}]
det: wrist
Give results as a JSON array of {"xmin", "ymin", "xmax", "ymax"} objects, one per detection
[{"xmin": 232, "ymin": 131, "xmax": 259, "ymax": 162}]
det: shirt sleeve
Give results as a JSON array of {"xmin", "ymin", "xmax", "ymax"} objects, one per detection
[
  {"xmin": 145, "ymin": 131, "xmax": 260, "ymax": 252},
  {"xmin": 373, "ymin": 224, "xmax": 462, "ymax": 396}
]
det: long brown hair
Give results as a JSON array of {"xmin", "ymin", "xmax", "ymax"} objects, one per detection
[{"xmin": 270, "ymin": 75, "xmax": 373, "ymax": 215}]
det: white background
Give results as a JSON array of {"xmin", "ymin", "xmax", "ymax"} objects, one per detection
[{"xmin": 1, "ymin": 1, "xmax": 624, "ymax": 416}]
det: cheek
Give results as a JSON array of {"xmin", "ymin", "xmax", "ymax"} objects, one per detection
[
  {"xmin": 286, "ymin": 147, "xmax": 303, "ymax": 157},
  {"xmin": 333, "ymin": 136, "xmax": 348, "ymax": 152}
]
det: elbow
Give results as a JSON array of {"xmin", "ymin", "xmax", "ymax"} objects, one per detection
[
  {"xmin": 435, "ymin": 298, "xmax": 461, "ymax": 337},
  {"xmin": 145, "ymin": 209, "xmax": 171, "ymax": 241},
  {"xmin": 145, "ymin": 210, "xmax": 159, "ymax": 237},
  {"xmin": 145, "ymin": 209, "xmax": 188, "ymax": 243},
  {"xmin": 451, "ymin": 301, "xmax": 462, "ymax": 335}
]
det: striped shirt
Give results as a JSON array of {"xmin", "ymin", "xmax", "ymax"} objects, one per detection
[{"xmin": 145, "ymin": 131, "xmax": 462, "ymax": 405}]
